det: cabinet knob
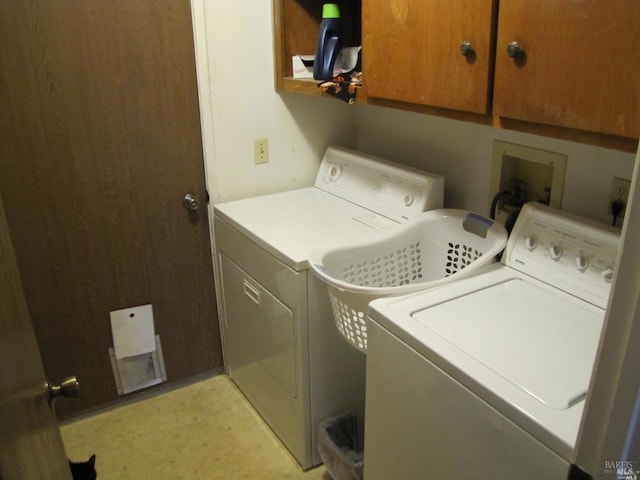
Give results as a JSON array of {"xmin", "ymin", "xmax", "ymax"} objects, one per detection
[
  {"xmin": 460, "ymin": 41, "xmax": 474, "ymax": 57},
  {"xmin": 507, "ymin": 41, "xmax": 524, "ymax": 58}
]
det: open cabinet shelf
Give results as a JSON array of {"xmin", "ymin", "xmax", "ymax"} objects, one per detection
[{"xmin": 273, "ymin": 0, "xmax": 362, "ymax": 97}]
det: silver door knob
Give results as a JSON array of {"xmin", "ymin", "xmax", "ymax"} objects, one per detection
[
  {"xmin": 507, "ymin": 41, "xmax": 524, "ymax": 58},
  {"xmin": 183, "ymin": 193, "xmax": 200, "ymax": 211},
  {"xmin": 47, "ymin": 376, "xmax": 79, "ymax": 402}
]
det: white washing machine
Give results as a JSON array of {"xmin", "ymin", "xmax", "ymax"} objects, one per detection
[
  {"xmin": 213, "ymin": 146, "xmax": 444, "ymax": 469},
  {"xmin": 365, "ymin": 202, "xmax": 620, "ymax": 480}
]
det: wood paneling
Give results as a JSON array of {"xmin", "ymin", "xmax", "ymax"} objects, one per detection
[{"xmin": 0, "ymin": 0, "xmax": 222, "ymax": 418}]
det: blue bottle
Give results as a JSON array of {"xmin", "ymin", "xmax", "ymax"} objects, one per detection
[{"xmin": 313, "ymin": 4, "xmax": 341, "ymax": 80}]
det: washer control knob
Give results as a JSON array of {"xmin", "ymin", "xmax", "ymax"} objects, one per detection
[
  {"xmin": 549, "ymin": 244, "xmax": 562, "ymax": 260},
  {"xmin": 601, "ymin": 267, "xmax": 615, "ymax": 283},
  {"xmin": 576, "ymin": 255, "xmax": 589, "ymax": 272},
  {"xmin": 524, "ymin": 235, "xmax": 538, "ymax": 251},
  {"xmin": 404, "ymin": 194, "xmax": 414, "ymax": 207}
]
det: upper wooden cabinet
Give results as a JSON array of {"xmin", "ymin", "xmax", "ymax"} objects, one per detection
[
  {"xmin": 273, "ymin": 0, "xmax": 639, "ymax": 146},
  {"xmin": 494, "ymin": 0, "xmax": 640, "ymax": 139},
  {"xmin": 362, "ymin": 0, "xmax": 497, "ymax": 114}
]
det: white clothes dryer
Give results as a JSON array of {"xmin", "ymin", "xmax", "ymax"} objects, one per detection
[
  {"xmin": 365, "ymin": 202, "xmax": 620, "ymax": 480},
  {"xmin": 213, "ymin": 146, "xmax": 444, "ymax": 468}
]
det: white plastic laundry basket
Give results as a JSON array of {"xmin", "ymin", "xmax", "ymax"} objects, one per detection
[{"xmin": 309, "ymin": 210, "xmax": 508, "ymax": 353}]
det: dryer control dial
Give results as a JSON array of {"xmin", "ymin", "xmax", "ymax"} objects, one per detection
[
  {"xmin": 524, "ymin": 235, "xmax": 538, "ymax": 251},
  {"xmin": 549, "ymin": 244, "xmax": 563, "ymax": 261},
  {"xmin": 329, "ymin": 164, "xmax": 342, "ymax": 181}
]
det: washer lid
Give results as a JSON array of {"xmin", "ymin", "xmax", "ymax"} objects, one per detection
[{"xmin": 411, "ymin": 278, "xmax": 604, "ymax": 410}]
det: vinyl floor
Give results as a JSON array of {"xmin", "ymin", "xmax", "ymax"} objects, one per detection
[{"xmin": 61, "ymin": 374, "xmax": 330, "ymax": 479}]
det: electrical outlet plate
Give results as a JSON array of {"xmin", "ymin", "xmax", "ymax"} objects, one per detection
[
  {"xmin": 610, "ymin": 177, "xmax": 631, "ymax": 216},
  {"xmin": 490, "ymin": 141, "xmax": 567, "ymax": 223},
  {"xmin": 254, "ymin": 137, "xmax": 269, "ymax": 164}
]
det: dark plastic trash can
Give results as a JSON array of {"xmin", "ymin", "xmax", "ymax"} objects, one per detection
[{"xmin": 318, "ymin": 411, "xmax": 364, "ymax": 480}]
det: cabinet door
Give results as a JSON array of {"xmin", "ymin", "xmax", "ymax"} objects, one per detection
[
  {"xmin": 494, "ymin": 0, "xmax": 640, "ymax": 138},
  {"xmin": 362, "ymin": 0, "xmax": 496, "ymax": 113}
]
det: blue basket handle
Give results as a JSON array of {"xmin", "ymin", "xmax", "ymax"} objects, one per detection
[{"xmin": 462, "ymin": 212, "xmax": 494, "ymax": 238}]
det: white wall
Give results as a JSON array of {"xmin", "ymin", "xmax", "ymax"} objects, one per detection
[
  {"xmin": 355, "ymin": 104, "xmax": 636, "ymax": 224},
  {"xmin": 191, "ymin": 0, "xmax": 357, "ymax": 206}
]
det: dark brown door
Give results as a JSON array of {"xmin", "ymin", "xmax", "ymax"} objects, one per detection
[
  {"xmin": 0, "ymin": 191, "xmax": 72, "ymax": 479},
  {"xmin": 0, "ymin": 0, "xmax": 222, "ymax": 418}
]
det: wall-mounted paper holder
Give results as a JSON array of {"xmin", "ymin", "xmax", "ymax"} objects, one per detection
[{"xmin": 108, "ymin": 304, "xmax": 167, "ymax": 395}]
